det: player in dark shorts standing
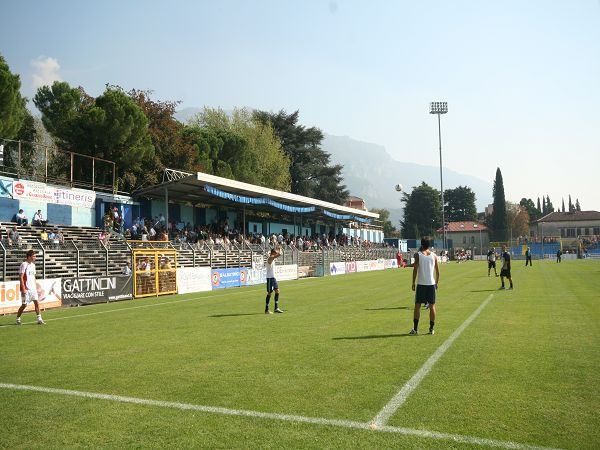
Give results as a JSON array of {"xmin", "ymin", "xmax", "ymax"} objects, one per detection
[
  {"xmin": 487, "ymin": 247, "xmax": 498, "ymax": 277},
  {"xmin": 265, "ymin": 248, "xmax": 283, "ymax": 314},
  {"xmin": 410, "ymin": 237, "xmax": 440, "ymax": 335},
  {"xmin": 525, "ymin": 246, "xmax": 533, "ymax": 266},
  {"xmin": 499, "ymin": 245, "xmax": 513, "ymax": 290}
]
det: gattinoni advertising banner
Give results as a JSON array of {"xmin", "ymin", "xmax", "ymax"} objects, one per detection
[
  {"xmin": 177, "ymin": 267, "xmax": 212, "ymax": 294},
  {"xmin": 0, "ymin": 278, "xmax": 62, "ymax": 314},
  {"xmin": 61, "ymin": 276, "xmax": 133, "ymax": 305},
  {"xmin": 274, "ymin": 264, "xmax": 298, "ymax": 281}
]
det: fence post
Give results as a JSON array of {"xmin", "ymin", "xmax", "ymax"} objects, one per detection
[
  {"xmin": 188, "ymin": 242, "xmax": 196, "ymax": 267},
  {"xmin": 36, "ymin": 239, "xmax": 46, "ymax": 279},
  {"xmin": 100, "ymin": 240, "xmax": 109, "ymax": 275},
  {"xmin": 0, "ymin": 240, "xmax": 6, "ymax": 282},
  {"xmin": 71, "ymin": 240, "xmax": 80, "ymax": 278}
]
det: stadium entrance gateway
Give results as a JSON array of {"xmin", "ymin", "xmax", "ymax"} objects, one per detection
[{"xmin": 133, "ymin": 249, "xmax": 177, "ymax": 298}]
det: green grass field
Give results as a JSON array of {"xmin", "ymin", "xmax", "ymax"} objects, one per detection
[{"xmin": 1, "ymin": 260, "xmax": 599, "ymax": 449}]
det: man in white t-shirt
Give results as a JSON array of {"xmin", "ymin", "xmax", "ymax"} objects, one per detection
[
  {"xmin": 16, "ymin": 250, "xmax": 45, "ymax": 325},
  {"xmin": 265, "ymin": 248, "xmax": 283, "ymax": 314},
  {"xmin": 410, "ymin": 237, "xmax": 440, "ymax": 335}
]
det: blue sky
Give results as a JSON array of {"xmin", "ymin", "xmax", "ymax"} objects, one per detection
[{"xmin": 2, "ymin": 0, "xmax": 599, "ymax": 210}]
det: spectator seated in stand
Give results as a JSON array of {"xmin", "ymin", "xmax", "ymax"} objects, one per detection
[
  {"xmin": 32, "ymin": 210, "xmax": 47, "ymax": 227},
  {"xmin": 98, "ymin": 230, "xmax": 110, "ymax": 248},
  {"xmin": 8, "ymin": 226, "xmax": 23, "ymax": 247},
  {"xmin": 16, "ymin": 209, "xmax": 28, "ymax": 226}
]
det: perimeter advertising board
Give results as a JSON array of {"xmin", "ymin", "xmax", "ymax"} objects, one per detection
[
  {"xmin": 13, "ymin": 180, "xmax": 96, "ymax": 208},
  {"xmin": 177, "ymin": 267, "xmax": 212, "ymax": 294},
  {"xmin": 274, "ymin": 264, "xmax": 298, "ymax": 281},
  {"xmin": 0, "ymin": 278, "xmax": 62, "ymax": 314},
  {"xmin": 211, "ymin": 268, "xmax": 241, "ymax": 289},
  {"xmin": 329, "ymin": 262, "xmax": 346, "ymax": 276},
  {"xmin": 61, "ymin": 276, "xmax": 133, "ymax": 305}
]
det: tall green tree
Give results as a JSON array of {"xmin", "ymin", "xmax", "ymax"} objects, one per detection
[
  {"xmin": 561, "ymin": 198, "xmax": 565, "ymax": 213},
  {"xmin": 0, "ymin": 54, "xmax": 27, "ymax": 139},
  {"xmin": 370, "ymin": 208, "xmax": 397, "ymax": 237},
  {"xmin": 519, "ymin": 198, "xmax": 541, "ymax": 222},
  {"xmin": 491, "ymin": 168, "xmax": 508, "ymax": 241},
  {"xmin": 400, "ymin": 182, "xmax": 442, "ymax": 238},
  {"xmin": 575, "ymin": 199, "xmax": 581, "ymax": 211},
  {"xmin": 545, "ymin": 195, "xmax": 554, "ymax": 213},
  {"xmin": 187, "ymin": 107, "xmax": 291, "ymax": 190},
  {"xmin": 444, "ymin": 185, "xmax": 477, "ymax": 222},
  {"xmin": 568, "ymin": 195, "xmax": 574, "ymax": 212},
  {"xmin": 34, "ymin": 82, "xmax": 154, "ymax": 190},
  {"xmin": 253, "ymin": 109, "xmax": 348, "ymax": 204}
]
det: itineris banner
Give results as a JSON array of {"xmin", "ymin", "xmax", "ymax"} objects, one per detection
[
  {"xmin": 61, "ymin": 276, "xmax": 133, "ymax": 305},
  {"xmin": 0, "ymin": 278, "xmax": 62, "ymax": 315},
  {"xmin": 13, "ymin": 180, "xmax": 96, "ymax": 208}
]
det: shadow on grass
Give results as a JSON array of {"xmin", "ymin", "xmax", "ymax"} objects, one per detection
[
  {"xmin": 333, "ymin": 333, "xmax": 413, "ymax": 340},
  {"xmin": 209, "ymin": 313, "xmax": 264, "ymax": 318},
  {"xmin": 469, "ymin": 289, "xmax": 497, "ymax": 292},
  {"xmin": 364, "ymin": 306, "xmax": 410, "ymax": 311}
]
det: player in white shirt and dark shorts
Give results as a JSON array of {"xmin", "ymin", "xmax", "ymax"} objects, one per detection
[
  {"xmin": 265, "ymin": 248, "xmax": 283, "ymax": 314},
  {"xmin": 410, "ymin": 237, "xmax": 440, "ymax": 335},
  {"xmin": 16, "ymin": 250, "xmax": 45, "ymax": 325}
]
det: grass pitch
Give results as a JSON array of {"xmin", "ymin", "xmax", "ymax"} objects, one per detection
[{"xmin": 1, "ymin": 260, "xmax": 598, "ymax": 449}]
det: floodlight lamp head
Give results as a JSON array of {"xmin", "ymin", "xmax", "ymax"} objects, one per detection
[
  {"xmin": 429, "ymin": 101, "xmax": 448, "ymax": 114},
  {"xmin": 395, "ymin": 184, "xmax": 403, "ymax": 192}
]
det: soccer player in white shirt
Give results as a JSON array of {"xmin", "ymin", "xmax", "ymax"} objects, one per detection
[
  {"xmin": 265, "ymin": 248, "xmax": 283, "ymax": 314},
  {"xmin": 410, "ymin": 237, "xmax": 440, "ymax": 335},
  {"xmin": 16, "ymin": 250, "xmax": 45, "ymax": 325}
]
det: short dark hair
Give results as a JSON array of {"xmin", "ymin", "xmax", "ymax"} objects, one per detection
[
  {"xmin": 26, "ymin": 250, "xmax": 36, "ymax": 258},
  {"xmin": 421, "ymin": 236, "xmax": 432, "ymax": 250},
  {"xmin": 270, "ymin": 249, "xmax": 278, "ymax": 255}
]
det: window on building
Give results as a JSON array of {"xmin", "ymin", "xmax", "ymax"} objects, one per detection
[
  {"xmin": 566, "ymin": 228, "xmax": 576, "ymax": 238},
  {"xmin": 594, "ymin": 227, "xmax": 600, "ymax": 235},
  {"xmin": 463, "ymin": 236, "xmax": 466, "ymax": 244}
]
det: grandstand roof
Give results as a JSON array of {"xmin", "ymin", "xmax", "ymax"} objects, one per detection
[
  {"xmin": 437, "ymin": 221, "xmax": 488, "ymax": 233},
  {"xmin": 133, "ymin": 171, "xmax": 379, "ymax": 222},
  {"xmin": 536, "ymin": 211, "xmax": 600, "ymax": 223}
]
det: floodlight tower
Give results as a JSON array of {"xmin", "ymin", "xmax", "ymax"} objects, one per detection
[{"xmin": 430, "ymin": 101, "xmax": 448, "ymax": 252}]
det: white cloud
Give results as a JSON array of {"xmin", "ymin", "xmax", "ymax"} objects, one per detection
[{"xmin": 30, "ymin": 56, "xmax": 62, "ymax": 90}]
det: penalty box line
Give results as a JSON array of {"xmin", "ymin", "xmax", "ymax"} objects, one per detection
[
  {"xmin": 372, "ymin": 293, "xmax": 495, "ymax": 427},
  {"xmin": 0, "ymin": 382, "xmax": 562, "ymax": 450}
]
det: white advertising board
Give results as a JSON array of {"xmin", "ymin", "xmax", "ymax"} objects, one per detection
[
  {"xmin": 329, "ymin": 262, "xmax": 346, "ymax": 275},
  {"xmin": 274, "ymin": 264, "xmax": 298, "ymax": 281},
  {"xmin": 13, "ymin": 180, "xmax": 96, "ymax": 208},
  {"xmin": 177, "ymin": 267, "xmax": 212, "ymax": 294}
]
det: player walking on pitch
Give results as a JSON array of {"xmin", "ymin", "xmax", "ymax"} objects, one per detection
[
  {"xmin": 265, "ymin": 248, "xmax": 283, "ymax": 314},
  {"xmin": 487, "ymin": 247, "xmax": 498, "ymax": 277},
  {"xmin": 499, "ymin": 245, "xmax": 514, "ymax": 290},
  {"xmin": 410, "ymin": 237, "xmax": 439, "ymax": 335},
  {"xmin": 16, "ymin": 250, "xmax": 45, "ymax": 325}
]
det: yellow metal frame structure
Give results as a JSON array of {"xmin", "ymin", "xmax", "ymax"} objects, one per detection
[{"xmin": 133, "ymin": 249, "xmax": 178, "ymax": 298}]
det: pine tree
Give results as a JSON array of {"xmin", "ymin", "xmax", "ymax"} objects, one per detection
[
  {"xmin": 546, "ymin": 195, "xmax": 554, "ymax": 213},
  {"xmin": 575, "ymin": 199, "xmax": 581, "ymax": 211},
  {"xmin": 537, "ymin": 197, "xmax": 541, "ymax": 214},
  {"xmin": 568, "ymin": 195, "xmax": 574, "ymax": 212},
  {"xmin": 491, "ymin": 168, "xmax": 508, "ymax": 241},
  {"xmin": 542, "ymin": 197, "xmax": 547, "ymax": 215},
  {"xmin": 562, "ymin": 198, "xmax": 565, "ymax": 213}
]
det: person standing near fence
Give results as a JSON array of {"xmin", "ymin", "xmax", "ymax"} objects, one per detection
[
  {"xmin": 409, "ymin": 237, "xmax": 439, "ymax": 335},
  {"xmin": 265, "ymin": 248, "xmax": 283, "ymax": 314},
  {"xmin": 16, "ymin": 250, "xmax": 45, "ymax": 325},
  {"xmin": 525, "ymin": 246, "xmax": 533, "ymax": 266}
]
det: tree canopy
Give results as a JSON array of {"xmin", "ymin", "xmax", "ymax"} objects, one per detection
[
  {"xmin": 444, "ymin": 185, "xmax": 477, "ymax": 222},
  {"xmin": 370, "ymin": 208, "xmax": 397, "ymax": 237},
  {"xmin": 400, "ymin": 182, "xmax": 442, "ymax": 238},
  {"xmin": 253, "ymin": 109, "xmax": 348, "ymax": 204},
  {"xmin": 490, "ymin": 168, "xmax": 508, "ymax": 241},
  {"xmin": 0, "ymin": 54, "xmax": 27, "ymax": 139}
]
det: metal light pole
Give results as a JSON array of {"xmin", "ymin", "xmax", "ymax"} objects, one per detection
[{"xmin": 430, "ymin": 101, "xmax": 448, "ymax": 251}]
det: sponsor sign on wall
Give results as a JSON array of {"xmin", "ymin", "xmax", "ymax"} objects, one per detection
[
  {"xmin": 0, "ymin": 278, "xmax": 62, "ymax": 315},
  {"xmin": 211, "ymin": 268, "xmax": 241, "ymax": 289},
  {"xmin": 177, "ymin": 267, "xmax": 212, "ymax": 294},
  {"xmin": 61, "ymin": 276, "xmax": 133, "ymax": 306},
  {"xmin": 13, "ymin": 180, "xmax": 96, "ymax": 208},
  {"xmin": 329, "ymin": 262, "xmax": 346, "ymax": 276},
  {"xmin": 0, "ymin": 177, "xmax": 13, "ymax": 198},
  {"xmin": 274, "ymin": 264, "xmax": 298, "ymax": 281},
  {"xmin": 241, "ymin": 268, "xmax": 266, "ymax": 286},
  {"xmin": 385, "ymin": 259, "xmax": 399, "ymax": 269},
  {"xmin": 356, "ymin": 260, "xmax": 370, "ymax": 272},
  {"xmin": 376, "ymin": 259, "xmax": 386, "ymax": 270},
  {"xmin": 345, "ymin": 261, "xmax": 357, "ymax": 273}
]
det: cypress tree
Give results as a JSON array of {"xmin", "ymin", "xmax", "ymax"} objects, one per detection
[
  {"xmin": 537, "ymin": 197, "xmax": 542, "ymax": 215},
  {"xmin": 562, "ymin": 198, "xmax": 565, "ymax": 213},
  {"xmin": 491, "ymin": 168, "xmax": 508, "ymax": 241},
  {"xmin": 575, "ymin": 199, "xmax": 581, "ymax": 211},
  {"xmin": 568, "ymin": 195, "xmax": 574, "ymax": 212}
]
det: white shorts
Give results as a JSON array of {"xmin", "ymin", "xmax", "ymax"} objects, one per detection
[{"xmin": 21, "ymin": 290, "xmax": 39, "ymax": 304}]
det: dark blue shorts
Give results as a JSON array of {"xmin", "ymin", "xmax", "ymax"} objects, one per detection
[
  {"xmin": 266, "ymin": 278, "xmax": 279, "ymax": 293},
  {"xmin": 415, "ymin": 284, "xmax": 436, "ymax": 304}
]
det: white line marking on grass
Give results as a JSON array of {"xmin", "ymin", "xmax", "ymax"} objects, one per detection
[
  {"xmin": 0, "ymin": 382, "xmax": 563, "ymax": 450},
  {"xmin": 372, "ymin": 294, "xmax": 495, "ymax": 427},
  {"xmin": 0, "ymin": 289, "xmax": 256, "ymax": 328}
]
